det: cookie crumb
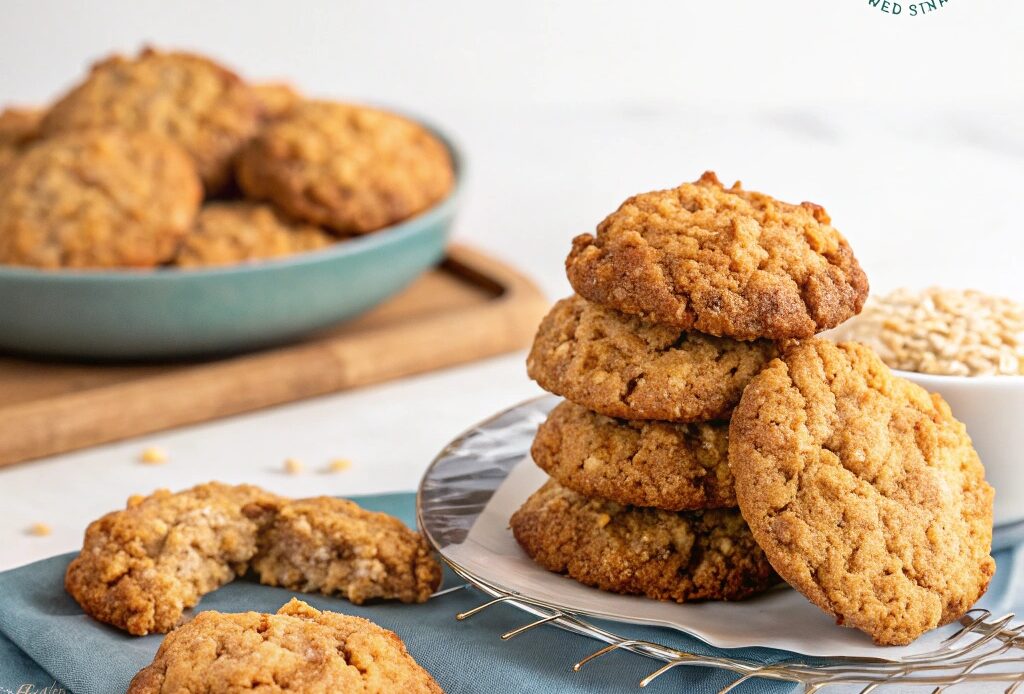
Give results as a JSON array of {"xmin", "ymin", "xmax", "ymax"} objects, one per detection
[
  {"xmin": 140, "ymin": 446, "xmax": 168, "ymax": 465},
  {"xmin": 326, "ymin": 458, "xmax": 352, "ymax": 473},
  {"xmin": 283, "ymin": 458, "xmax": 304, "ymax": 475},
  {"xmin": 27, "ymin": 522, "xmax": 52, "ymax": 536}
]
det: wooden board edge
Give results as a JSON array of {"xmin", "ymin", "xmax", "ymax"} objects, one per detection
[{"xmin": 0, "ymin": 246, "xmax": 549, "ymax": 468}]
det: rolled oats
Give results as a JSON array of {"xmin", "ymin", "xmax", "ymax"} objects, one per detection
[{"xmin": 832, "ymin": 287, "xmax": 1024, "ymax": 376}]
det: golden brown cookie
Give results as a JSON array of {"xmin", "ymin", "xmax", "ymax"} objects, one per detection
[
  {"xmin": 0, "ymin": 107, "xmax": 43, "ymax": 171},
  {"xmin": 252, "ymin": 496, "xmax": 442, "ymax": 604},
  {"xmin": 566, "ymin": 172, "xmax": 869, "ymax": 340},
  {"xmin": 0, "ymin": 130, "xmax": 201, "ymax": 268},
  {"xmin": 236, "ymin": 100, "xmax": 454, "ymax": 234},
  {"xmin": 65, "ymin": 483, "xmax": 282, "ymax": 636},
  {"xmin": 511, "ymin": 479, "xmax": 778, "ymax": 602},
  {"xmin": 127, "ymin": 598, "xmax": 442, "ymax": 694},
  {"xmin": 41, "ymin": 48, "xmax": 262, "ymax": 192},
  {"xmin": 532, "ymin": 401, "xmax": 734, "ymax": 511},
  {"xmin": 527, "ymin": 295, "xmax": 777, "ymax": 421},
  {"xmin": 729, "ymin": 338, "xmax": 995, "ymax": 645},
  {"xmin": 175, "ymin": 202, "xmax": 334, "ymax": 267},
  {"xmin": 252, "ymin": 81, "xmax": 302, "ymax": 120}
]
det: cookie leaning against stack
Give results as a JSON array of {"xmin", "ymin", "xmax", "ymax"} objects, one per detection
[
  {"xmin": 514, "ymin": 171, "xmax": 869, "ymax": 604},
  {"xmin": 729, "ymin": 338, "xmax": 995, "ymax": 645}
]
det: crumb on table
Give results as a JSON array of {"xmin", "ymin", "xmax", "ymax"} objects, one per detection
[
  {"xmin": 26, "ymin": 522, "xmax": 52, "ymax": 536},
  {"xmin": 140, "ymin": 446, "xmax": 168, "ymax": 465},
  {"xmin": 284, "ymin": 458, "xmax": 304, "ymax": 475},
  {"xmin": 327, "ymin": 458, "xmax": 352, "ymax": 473}
]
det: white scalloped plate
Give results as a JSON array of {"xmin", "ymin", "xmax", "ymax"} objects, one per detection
[{"xmin": 418, "ymin": 396, "xmax": 1019, "ymax": 662}]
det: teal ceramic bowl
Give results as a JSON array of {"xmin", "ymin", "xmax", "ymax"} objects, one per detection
[{"xmin": 0, "ymin": 130, "xmax": 462, "ymax": 360}]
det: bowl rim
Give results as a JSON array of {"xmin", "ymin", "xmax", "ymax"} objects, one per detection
[
  {"xmin": 892, "ymin": 368, "xmax": 1024, "ymax": 386},
  {"xmin": 0, "ymin": 112, "xmax": 464, "ymax": 283}
]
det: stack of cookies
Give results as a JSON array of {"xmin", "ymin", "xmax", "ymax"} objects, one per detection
[
  {"xmin": 514, "ymin": 171, "xmax": 996, "ymax": 647},
  {"xmin": 513, "ymin": 171, "xmax": 870, "ymax": 603}
]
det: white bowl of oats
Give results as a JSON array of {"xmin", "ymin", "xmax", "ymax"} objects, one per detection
[{"xmin": 832, "ymin": 287, "xmax": 1024, "ymax": 528}]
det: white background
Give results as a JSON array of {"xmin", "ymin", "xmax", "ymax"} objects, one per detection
[{"xmin": 1, "ymin": 0, "xmax": 1022, "ymax": 572}]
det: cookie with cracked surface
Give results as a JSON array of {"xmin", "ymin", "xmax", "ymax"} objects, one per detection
[
  {"xmin": 127, "ymin": 598, "xmax": 442, "ymax": 694},
  {"xmin": 729, "ymin": 338, "xmax": 995, "ymax": 645},
  {"xmin": 65, "ymin": 483, "xmax": 282, "ymax": 636},
  {"xmin": 252, "ymin": 497, "xmax": 442, "ymax": 604},
  {"xmin": 532, "ymin": 401, "xmax": 734, "ymax": 510},
  {"xmin": 0, "ymin": 107, "xmax": 43, "ymax": 171},
  {"xmin": 566, "ymin": 172, "xmax": 868, "ymax": 340},
  {"xmin": 41, "ymin": 48, "xmax": 262, "ymax": 192},
  {"xmin": 511, "ymin": 479, "xmax": 778, "ymax": 602},
  {"xmin": 527, "ymin": 295, "xmax": 777, "ymax": 421},
  {"xmin": 0, "ymin": 129, "xmax": 201, "ymax": 268},
  {"xmin": 236, "ymin": 100, "xmax": 454, "ymax": 234},
  {"xmin": 175, "ymin": 202, "xmax": 334, "ymax": 267}
]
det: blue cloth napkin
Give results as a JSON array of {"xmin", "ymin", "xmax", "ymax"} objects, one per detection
[{"xmin": 0, "ymin": 493, "xmax": 1020, "ymax": 694}]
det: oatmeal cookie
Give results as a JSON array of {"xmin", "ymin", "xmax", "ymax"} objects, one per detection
[
  {"xmin": 65, "ymin": 483, "xmax": 282, "ymax": 636},
  {"xmin": 41, "ymin": 48, "xmax": 262, "ymax": 191},
  {"xmin": 252, "ymin": 497, "xmax": 441, "ymax": 604},
  {"xmin": 527, "ymin": 295, "xmax": 777, "ymax": 421},
  {"xmin": 729, "ymin": 338, "xmax": 995, "ymax": 645},
  {"xmin": 511, "ymin": 479, "xmax": 777, "ymax": 602},
  {"xmin": 253, "ymin": 82, "xmax": 302, "ymax": 120},
  {"xmin": 566, "ymin": 172, "xmax": 868, "ymax": 339},
  {"xmin": 0, "ymin": 129, "xmax": 201, "ymax": 268},
  {"xmin": 0, "ymin": 107, "xmax": 43, "ymax": 171},
  {"xmin": 175, "ymin": 202, "xmax": 334, "ymax": 267},
  {"xmin": 127, "ymin": 598, "xmax": 442, "ymax": 693},
  {"xmin": 532, "ymin": 401, "xmax": 734, "ymax": 510},
  {"xmin": 236, "ymin": 100, "xmax": 454, "ymax": 234}
]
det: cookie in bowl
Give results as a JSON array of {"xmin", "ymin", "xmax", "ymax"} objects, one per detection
[
  {"xmin": 0, "ymin": 106, "xmax": 44, "ymax": 172},
  {"xmin": 0, "ymin": 129, "xmax": 201, "ymax": 268},
  {"xmin": 236, "ymin": 100, "xmax": 455, "ymax": 235},
  {"xmin": 252, "ymin": 81, "xmax": 303, "ymax": 120},
  {"xmin": 175, "ymin": 202, "xmax": 334, "ymax": 267},
  {"xmin": 41, "ymin": 48, "xmax": 262, "ymax": 192}
]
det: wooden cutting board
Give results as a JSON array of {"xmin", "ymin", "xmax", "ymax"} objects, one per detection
[{"xmin": 0, "ymin": 244, "xmax": 549, "ymax": 468}]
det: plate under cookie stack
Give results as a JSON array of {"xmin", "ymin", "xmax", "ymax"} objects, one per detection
[{"xmin": 511, "ymin": 171, "xmax": 872, "ymax": 607}]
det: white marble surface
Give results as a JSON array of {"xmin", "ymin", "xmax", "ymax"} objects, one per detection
[{"xmin": 1, "ymin": 1, "xmax": 1022, "ymax": 578}]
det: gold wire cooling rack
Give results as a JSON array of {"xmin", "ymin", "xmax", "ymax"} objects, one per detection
[
  {"xmin": 418, "ymin": 396, "xmax": 1024, "ymax": 693},
  {"xmin": 438, "ymin": 564, "xmax": 1024, "ymax": 692}
]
